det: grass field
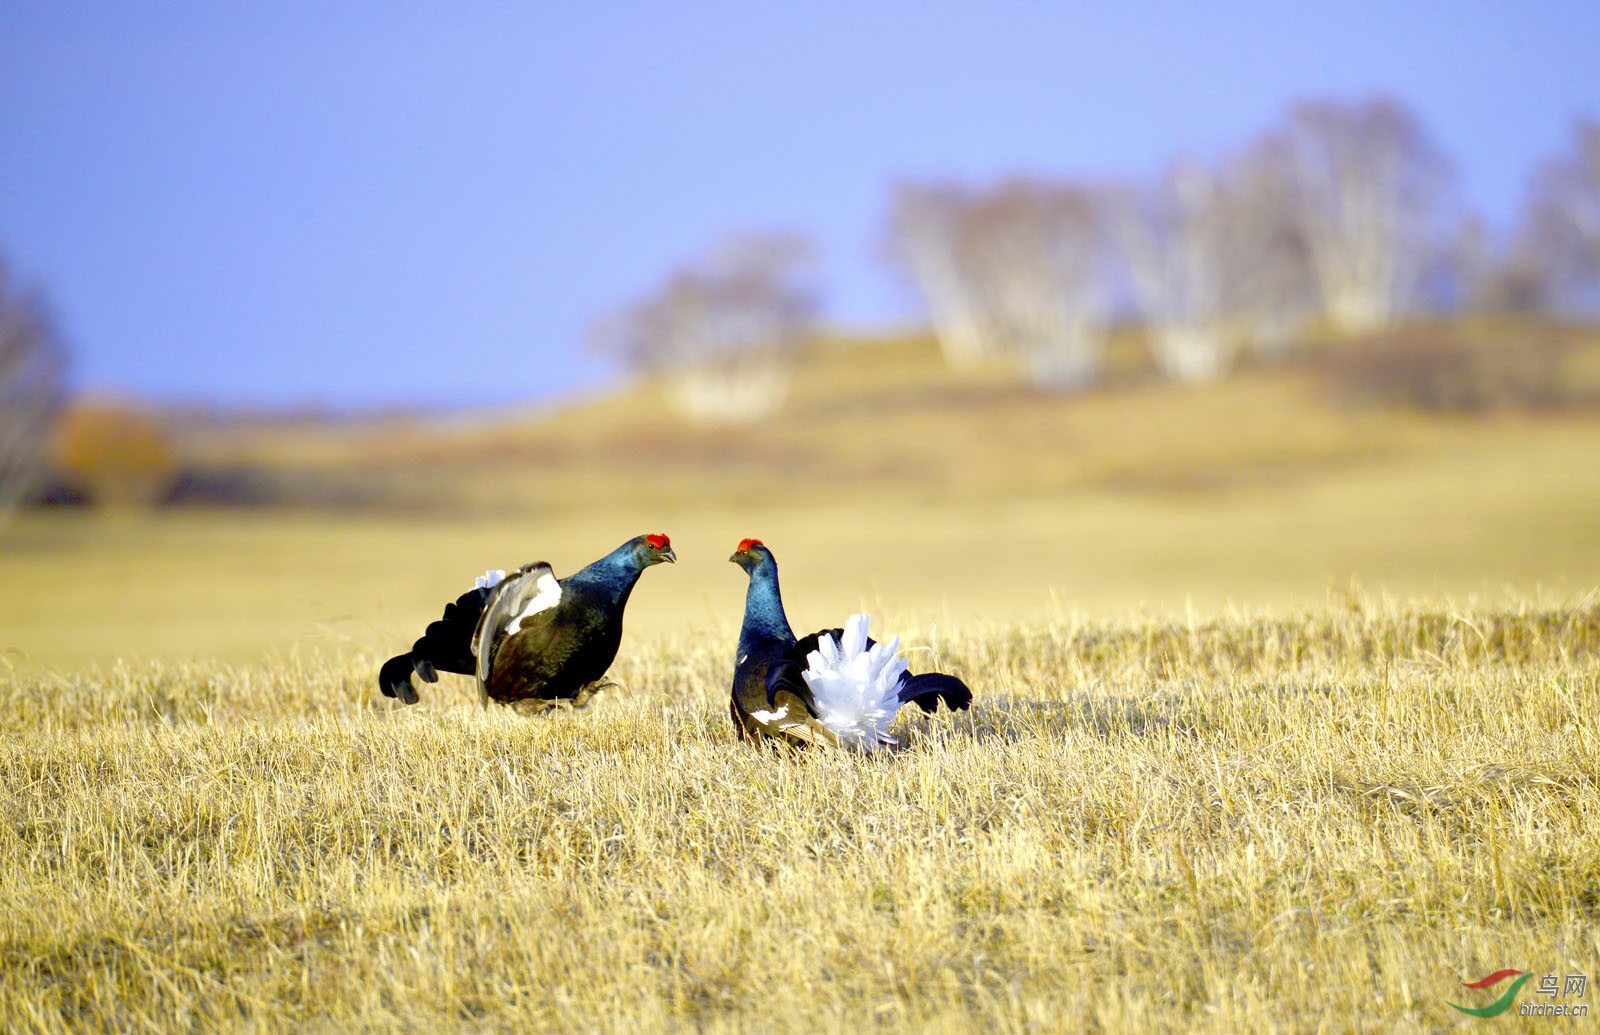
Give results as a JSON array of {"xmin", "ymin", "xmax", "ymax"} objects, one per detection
[
  {"xmin": 3, "ymin": 604, "xmax": 1597, "ymax": 1031},
  {"xmin": 3, "ymin": 327, "xmax": 1599, "ymax": 1030}
]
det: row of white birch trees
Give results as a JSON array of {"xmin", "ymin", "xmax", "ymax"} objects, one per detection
[{"xmin": 885, "ymin": 98, "xmax": 1600, "ymax": 387}]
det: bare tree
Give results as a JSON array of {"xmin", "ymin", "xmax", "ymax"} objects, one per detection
[
  {"xmin": 886, "ymin": 178, "xmax": 1113, "ymax": 385},
  {"xmin": 1106, "ymin": 145, "xmax": 1320, "ymax": 382},
  {"xmin": 1107, "ymin": 162, "xmax": 1238, "ymax": 382},
  {"xmin": 883, "ymin": 176, "xmax": 1120, "ymax": 380},
  {"xmin": 1278, "ymin": 97, "xmax": 1453, "ymax": 334},
  {"xmin": 589, "ymin": 234, "xmax": 817, "ymax": 423},
  {"xmin": 1513, "ymin": 118, "xmax": 1600, "ymax": 314},
  {"xmin": 884, "ymin": 182, "xmax": 991, "ymax": 367},
  {"xmin": 966, "ymin": 180, "xmax": 1113, "ymax": 386},
  {"xmin": 1443, "ymin": 213, "xmax": 1549, "ymax": 314},
  {"xmin": 1219, "ymin": 140, "xmax": 1320, "ymax": 357},
  {"xmin": 0, "ymin": 260, "xmax": 68, "ymax": 525}
]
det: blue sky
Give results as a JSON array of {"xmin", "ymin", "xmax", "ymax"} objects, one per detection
[{"xmin": 2, "ymin": 3, "xmax": 1598, "ymax": 410}]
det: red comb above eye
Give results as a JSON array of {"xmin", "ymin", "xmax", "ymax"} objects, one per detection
[
  {"xmin": 645, "ymin": 533, "xmax": 670, "ymax": 549},
  {"xmin": 736, "ymin": 537, "xmax": 764, "ymax": 552}
]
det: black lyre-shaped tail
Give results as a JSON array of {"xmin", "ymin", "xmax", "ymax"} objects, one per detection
[
  {"xmin": 378, "ymin": 586, "xmax": 491, "ymax": 704},
  {"xmin": 896, "ymin": 672, "xmax": 973, "ymax": 714}
]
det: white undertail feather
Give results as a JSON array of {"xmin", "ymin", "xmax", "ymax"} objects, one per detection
[
  {"xmin": 802, "ymin": 614, "xmax": 908, "ymax": 750},
  {"xmin": 476, "ymin": 569, "xmax": 507, "ymax": 590}
]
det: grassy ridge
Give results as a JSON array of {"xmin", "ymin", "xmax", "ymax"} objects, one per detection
[
  {"xmin": 8, "ymin": 328, "xmax": 1600, "ymax": 672},
  {"xmin": 7, "ymin": 415, "xmax": 1600, "ymax": 672},
  {"xmin": 4, "ymin": 604, "xmax": 1597, "ymax": 1031},
  {"xmin": 175, "ymin": 325, "xmax": 1600, "ymax": 509}
]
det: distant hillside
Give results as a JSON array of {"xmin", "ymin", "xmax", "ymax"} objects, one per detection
[
  {"xmin": 159, "ymin": 320, "xmax": 1600, "ymax": 515},
  {"xmin": 9, "ymin": 319, "xmax": 1600, "ymax": 671}
]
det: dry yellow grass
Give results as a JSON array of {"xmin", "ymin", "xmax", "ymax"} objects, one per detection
[
  {"xmin": 5, "ymin": 325, "xmax": 1599, "ymax": 1030},
  {"xmin": 3, "ymin": 603, "xmax": 1597, "ymax": 1031}
]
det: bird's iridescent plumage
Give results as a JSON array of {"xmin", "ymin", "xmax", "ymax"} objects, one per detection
[
  {"xmin": 728, "ymin": 539, "xmax": 971, "ymax": 749},
  {"xmin": 380, "ymin": 534, "xmax": 674, "ymax": 707}
]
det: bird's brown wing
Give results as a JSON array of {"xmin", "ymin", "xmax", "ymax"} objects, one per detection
[{"xmin": 739, "ymin": 651, "xmax": 837, "ymax": 747}]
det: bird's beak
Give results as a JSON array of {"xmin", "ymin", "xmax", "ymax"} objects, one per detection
[
  {"xmin": 661, "ymin": 548, "xmax": 676, "ymax": 564},
  {"xmin": 728, "ymin": 550, "xmax": 742, "ymax": 564}
]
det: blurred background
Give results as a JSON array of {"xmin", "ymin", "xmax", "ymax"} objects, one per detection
[{"xmin": 3, "ymin": 3, "xmax": 1600, "ymax": 672}]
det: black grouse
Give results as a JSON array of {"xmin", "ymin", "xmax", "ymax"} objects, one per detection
[
  {"xmin": 379, "ymin": 533, "xmax": 675, "ymax": 708},
  {"xmin": 728, "ymin": 538, "xmax": 971, "ymax": 748}
]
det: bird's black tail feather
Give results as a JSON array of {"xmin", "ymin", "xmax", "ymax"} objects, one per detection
[
  {"xmin": 378, "ymin": 587, "xmax": 491, "ymax": 704},
  {"xmin": 378, "ymin": 652, "xmax": 423, "ymax": 705},
  {"xmin": 897, "ymin": 672, "xmax": 973, "ymax": 713}
]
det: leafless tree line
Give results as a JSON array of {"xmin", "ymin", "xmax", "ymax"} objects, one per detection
[
  {"xmin": 587, "ymin": 235, "xmax": 818, "ymax": 422},
  {"xmin": 887, "ymin": 98, "xmax": 1600, "ymax": 386},
  {"xmin": 1509, "ymin": 119, "xmax": 1600, "ymax": 313},
  {"xmin": 591, "ymin": 98, "xmax": 1598, "ymax": 419}
]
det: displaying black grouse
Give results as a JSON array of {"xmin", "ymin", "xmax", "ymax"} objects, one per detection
[
  {"xmin": 728, "ymin": 538, "xmax": 972, "ymax": 748},
  {"xmin": 379, "ymin": 533, "xmax": 675, "ymax": 708}
]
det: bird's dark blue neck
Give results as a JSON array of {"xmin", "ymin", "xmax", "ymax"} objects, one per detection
[
  {"xmin": 565, "ymin": 543, "xmax": 645, "ymax": 607},
  {"xmin": 738, "ymin": 559, "xmax": 795, "ymax": 658}
]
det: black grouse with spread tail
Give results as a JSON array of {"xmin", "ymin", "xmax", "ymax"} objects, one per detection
[
  {"xmin": 728, "ymin": 538, "xmax": 971, "ymax": 748},
  {"xmin": 380, "ymin": 533, "xmax": 675, "ymax": 708}
]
